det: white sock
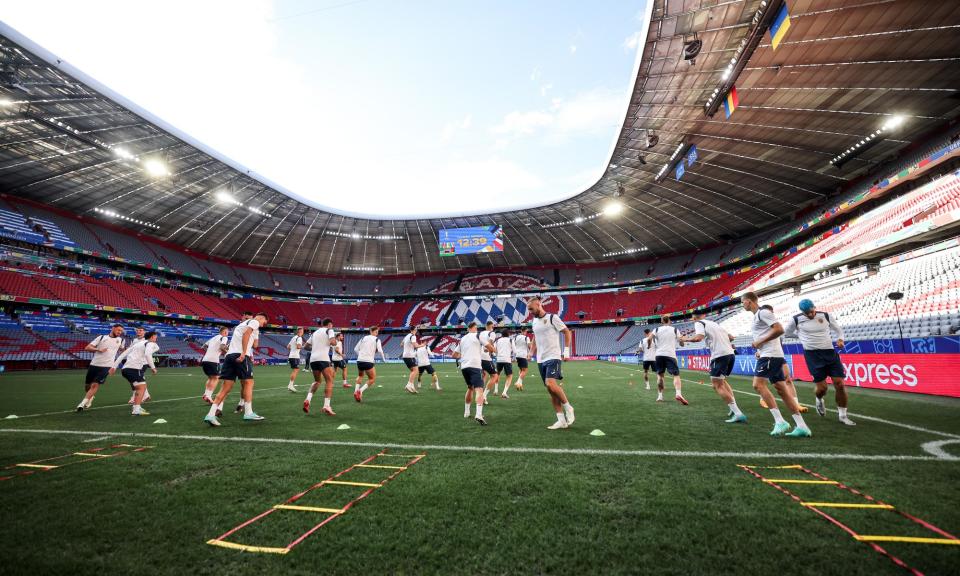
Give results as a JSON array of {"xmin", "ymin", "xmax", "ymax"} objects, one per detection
[
  {"xmin": 562, "ymin": 402, "xmax": 572, "ymax": 412},
  {"xmin": 342, "ymin": 380, "xmax": 347, "ymax": 385},
  {"xmin": 657, "ymin": 392, "xmax": 664, "ymax": 400},
  {"xmin": 288, "ymin": 380, "xmax": 294, "ymax": 386},
  {"xmin": 556, "ymin": 412, "xmax": 566, "ymax": 424},
  {"xmin": 475, "ymin": 403, "xmax": 484, "ymax": 418},
  {"xmin": 244, "ymin": 401, "xmax": 253, "ymax": 416},
  {"xmin": 132, "ymin": 405, "xmax": 141, "ymax": 415},
  {"xmin": 207, "ymin": 404, "xmax": 218, "ymax": 418},
  {"xmin": 464, "ymin": 402, "xmax": 471, "ymax": 416},
  {"xmin": 360, "ymin": 383, "xmax": 368, "ymax": 393},
  {"xmin": 306, "ymin": 392, "xmax": 314, "ymax": 402},
  {"xmin": 792, "ymin": 413, "xmax": 808, "ymax": 429},
  {"xmin": 323, "ymin": 397, "xmax": 331, "ymax": 409},
  {"xmin": 838, "ymin": 407, "xmax": 848, "ymax": 418},
  {"xmin": 216, "ymin": 401, "xmax": 224, "ymax": 411},
  {"xmin": 770, "ymin": 408, "xmax": 785, "ymax": 424},
  {"xmin": 728, "ymin": 402, "xmax": 743, "ymax": 417},
  {"xmin": 483, "ymin": 389, "xmax": 490, "ymax": 401},
  {"xmin": 516, "ymin": 378, "xmax": 522, "ymax": 386},
  {"xmin": 354, "ymin": 383, "xmax": 360, "ymax": 392}
]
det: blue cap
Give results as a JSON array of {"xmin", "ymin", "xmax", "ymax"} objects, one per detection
[{"xmin": 798, "ymin": 299, "xmax": 815, "ymax": 313}]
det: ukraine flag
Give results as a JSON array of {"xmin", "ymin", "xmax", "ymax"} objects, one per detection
[{"xmin": 769, "ymin": 3, "xmax": 791, "ymax": 51}]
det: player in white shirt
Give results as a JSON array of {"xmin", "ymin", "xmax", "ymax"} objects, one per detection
[
  {"xmin": 452, "ymin": 322, "xmax": 495, "ymax": 425},
  {"xmin": 479, "ymin": 320, "xmax": 500, "ymax": 401},
  {"xmin": 682, "ymin": 313, "xmax": 744, "ymax": 422},
  {"xmin": 512, "ymin": 327, "xmax": 531, "ymax": 391},
  {"xmin": 333, "ymin": 333, "xmax": 349, "ymax": 388},
  {"xmin": 286, "ymin": 327, "xmax": 305, "ymax": 393},
  {"xmin": 742, "ymin": 292, "xmax": 811, "ymax": 437},
  {"xmin": 111, "ymin": 331, "xmax": 159, "ymax": 416},
  {"xmin": 353, "ymin": 326, "xmax": 386, "ymax": 402},
  {"xmin": 76, "ymin": 324, "xmax": 126, "ymax": 412},
  {"xmin": 528, "ymin": 297, "xmax": 575, "ymax": 430},
  {"xmin": 401, "ymin": 326, "xmax": 423, "ymax": 394},
  {"xmin": 126, "ymin": 326, "xmax": 152, "ymax": 405},
  {"xmin": 415, "ymin": 341, "xmax": 441, "ymax": 391},
  {"xmin": 784, "ymin": 299, "xmax": 854, "ymax": 425},
  {"xmin": 495, "ymin": 328, "xmax": 516, "ymax": 398},
  {"xmin": 758, "ymin": 305, "xmax": 807, "ymax": 414},
  {"xmin": 201, "ymin": 327, "xmax": 229, "ymax": 403},
  {"xmin": 303, "ymin": 318, "xmax": 337, "ymax": 416},
  {"xmin": 203, "ymin": 313, "xmax": 268, "ymax": 426},
  {"xmin": 647, "ymin": 316, "xmax": 688, "ymax": 404},
  {"xmin": 639, "ymin": 328, "xmax": 656, "ymax": 390}
]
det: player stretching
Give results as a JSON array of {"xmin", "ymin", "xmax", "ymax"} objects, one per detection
[
  {"xmin": 742, "ymin": 292, "xmax": 811, "ymax": 437},
  {"xmin": 203, "ymin": 312, "xmax": 267, "ymax": 426},
  {"xmin": 304, "ymin": 319, "xmax": 337, "ymax": 415},
  {"xmin": 452, "ymin": 321, "xmax": 494, "ymax": 425},
  {"xmin": 479, "ymin": 321, "xmax": 499, "ymax": 401},
  {"xmin": 353, "ymin": 326, "xmax": 386, "ymax": 402},
  {"xmin": 112, "ymin": 331, "xmax": 159, "ymax": 416},
  {"xmin": 76, "ymin": 324, "xmax": 125, "ymax": 412},
  {"xmin": 683, "ymin": 313, "xmax": 744, "ymax": 422},
  {"xmin": 495, "ymin": 328, "xmax": 516, "ymax": 398},
  {"xmin": 784, "ymin": 299, "xmax": 855, "ymax": 426},
  {"xmin": 201, "ymin": 327, "xmax": 229, "ymax": 403},
  {"xmin": 333, "ymin": 333, "xmax": 349, "ymax": 387},
  {"xmin": 287, "ymin": 327, "xmax": 305, "ymax": 392},
  {"xmin": 528, "ymin": 297, "xmax": 575, "ymax": 429},
  {"xmin": 512, "ymin": 327, "xmax": 531, "ymax": 391},
  {"xmin": 640, "ymin": 328, "xmax": 655, "ymax": 390},
  {"xmin": 648, "ymin": 316, "xmax": 688, "ymax": 404},
  {"xmin": 415, "ymin": 341, "xmax": 441, "ymax": 391},
  {"xmin": 401, "ymin": 326, "xmax": 422, "ymax": 394}
]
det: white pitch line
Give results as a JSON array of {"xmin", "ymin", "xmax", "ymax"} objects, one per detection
[
  {"xmin": 0, "ymin": 428, "xmax": 954, "ymax": 462},
  {"xmin": 920, "ymin": 439, "xmax": 960, "ymax": 461},
  {"xmin": 12, "ymin": 386, "xmax": 293, "ymax": 419}
]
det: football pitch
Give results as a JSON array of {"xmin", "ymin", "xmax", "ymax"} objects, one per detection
[{"xmin": 0, "ymin": 362, "xmax": 958, "ymax": 576}]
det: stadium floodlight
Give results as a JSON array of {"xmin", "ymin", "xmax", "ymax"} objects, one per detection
[
  {"xmin": 0, "ymin": 98, "xmax": 14, "ymax": 107},
  {"xmin": 882, "ymin": 115, "xmax": 905, "ymax": 131},
  {"xmin": 603, "ymin": 201, "xmax": 623, "ymax": 217},
  {"xmin": 215, "ymin": 190, "xmax": 237, "ymax": 204},
  {"xmin": 831, "ymin": 115, "xmax": 906, "ymax": 169},
  {"xmin": 113, "ymin": 147, "xmax": 135, "ymax": 160},
  {"xmin": 143, "ymin": 159, "xmax": 169, "ymax": 177},
  {"xmin": 574, "ymin": 216, "xmax": 585, "ymax": 224}
]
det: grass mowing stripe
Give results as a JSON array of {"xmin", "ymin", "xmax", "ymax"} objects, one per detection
[{"xmin": 0, "ymin": 427, "xmax": 953, "ymax": 461}]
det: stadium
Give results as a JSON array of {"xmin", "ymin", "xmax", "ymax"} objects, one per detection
[{"xmin": 1, "ymin": 1, "xmax": 959, "ymax": 574}]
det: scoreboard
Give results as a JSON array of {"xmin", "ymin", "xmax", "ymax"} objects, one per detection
[{"xmin": 438, "ymin": 225, "xmax": 504, "ymax": 256}]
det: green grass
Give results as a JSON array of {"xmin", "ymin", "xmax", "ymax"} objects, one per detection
[{"xmin": 0, "ymin": 362, "xmax": 958, "ymax": 575}]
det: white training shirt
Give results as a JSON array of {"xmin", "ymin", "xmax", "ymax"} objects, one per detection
[
  {"xmin": 415, "ymin": 346, "xmax": 431, "ymax": 367},
  {"xmin": 784, "ymin": 311, "xmax": 844, "ymax": 350},
  {"xmin": 287, "ymin": 335, "xmax": 303, "ymax": 359},
  {"xmin": 227, "ymin": 319, "xmax": 260, "ymax": 356},
  {"xmin": 456, "ymin": 332, "xmax": 482, "ymax": 370},
  {"xmin": 532, "ymin": 313, "xmax": 568, "ymax": 362},
  {"xmin": 308, "ymin": 327, "xmax": 336, "ymax": 363},
  {"xmin": 641, "ymin": 336, "xmax": 656, "ymax": 361},
  {"xmin": 114, "ymin": 340, "xmax": 159, "ymax": 371},
  {"xmin": 478, "ymin": 329, "xmax": 497, "ymax": 362},
  {"xmin": 331, "ymin": 340, "xmax": 344, "ymax": 361},
  {"xmin": 694, "ymin": 319, "xmax": 735, "ymax": 361},
  {"xmin": 752, "ymin": 309, "xmax": 785, "ymax": 358},
  {"xmin": 88, "ymin": 334, "xmax": 125, "ymax": 368},
  {"xmin": 495, "ymin": 336, "xmax": 514, "ymax": 364},
  {"xmin": 202, "ymin": 334, "xmax": 227, "ymax": 363},
  {"xmin": 652, "ymin": 325, "xmax": 680, "ymax": 359},
  {"xmin": 513, "ymin": 334, "xmax": 530, "ymax": 359},
  {"xmin": 401, "ymin": 333, "xmax": 418, "ymax": 358},
  {"xmin": 354, "ymin": 334, "xmax": 384, "ymax": 363}
]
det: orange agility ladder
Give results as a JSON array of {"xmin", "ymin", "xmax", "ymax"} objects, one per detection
[
  {"xmin": 739, "ymin": 464, "xmax": 959, "ymax": 576},
  {"xmin": 0, "ymin": 443, "xmax": 153, "ymax": 482},
  {"xmin": 207, "ymin": 450, "xmax": 425, "ymax": 555}
]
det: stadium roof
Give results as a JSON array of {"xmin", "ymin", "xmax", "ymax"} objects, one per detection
[{"xmin": 2, "ymin": 1, "xmax": 960, "ymax": 275}]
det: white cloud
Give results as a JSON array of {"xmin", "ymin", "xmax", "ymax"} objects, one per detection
[
  {"xmin": 490, "ymin": 88, "xmax": 625, "ymax": 143},
  {"xmin": 491, "ymin": 110, "xmax": 554, "ymax": 136},
  {"xmin": 569, "ymin": 44, "xmax": 578, "ymax": 54},
  {"xmin": 440, "ymin": 114, "xmax": 473, "ymax": 143},
  {"xmin": 623, "ymin": 30, "xmax": 643, "ymax": 52}
]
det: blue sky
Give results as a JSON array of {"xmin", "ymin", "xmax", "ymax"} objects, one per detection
[{"xmin": 5, "ymin": 0, "xmax": 648, "ymax": 218}]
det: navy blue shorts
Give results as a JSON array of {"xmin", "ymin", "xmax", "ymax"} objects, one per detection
[
  {"xmin": 709, "ymin": 355, "xmax": 735, "ymax": 378},
  {"xmin": 121, "ymin": 367, "xmax": 146, "ymax": 387},
  {"xmin": 516, "ymin": 358, "xmax": 529, "ymax": 369},
  {"xmin": 202, "ymin": 361, "xmax": 220, "ymax": 377},
  {"xmin": 643, "ymin": 360, "xmax": 656, "ymax": 371},
  {"xmin": 403, "ymin": 357, "xmax": 418, "ymax": 370},
  {"xmin": 655, "ymin": 356, "xmax": 679, "ymax": 376},
  {"xmin": 85, "ymin": 365, "xmax": 110, "ymax": 385},
  {"xmin": 496, "ymin": 362, "xmax": 513, "ymax": 375},
  {"xmin": 461, "ymin": 367, "xmax": 484, "ymax": 388},
  {"xmin": 219, "ymin": 353, "xmax": 254, "ymax": 381},
  {"xmin": 288, "ymin": 358, "xmax": 300, "ymax": 369},
  {"xmin": 803, "ymin": 349, "xmax": 845, "ymax": 382},
  {"xmin": 356, "ymin": 361, "xmax": 375, "ymax": 372},
  {"xmin": 538, "ymin": 359, "xmax": 563, "ymax": 383},
  {"xmin": 418, "ymin": 364, "xmax": 435, "ymax": 375},
  {"xmin": 755, "ymin": 357, "xmax": 787, "ymax": 383},
  {"xmin": 481, "ymin": 360, "xmax": 497, "ymax": 375},
  {"xmin": 310, "ymin": 360, "xmax": 332, "ymax": 372},
  {"xmin": 334, "ymin": 360, "xmax": 347, "ymax": 370}
]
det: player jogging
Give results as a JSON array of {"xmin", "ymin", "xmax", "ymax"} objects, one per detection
[
  {"xmin": 452, "ymin": 321, "xmax": 494, "ymax": 425},
  {"xmin": 333, "ymin": 333, "xmax": 349, "ymax": 388},
  {"xmin": 353, "ymin": 326, "xmax": 386, "ymax": 402},
  {"xmin": 126, "ymin": 326, "xmax": 151, "ymax": 405},
  {"xmin": 512, "ymin": 327, "xmax": 531, "ymax": 391},
  {"xmin": 401, "ymin": 326, "xmax": 422, "ymax": 394},
  {"xmin": 415, "ymin": 341, "xmax": 441, "ymax": 391},
  {"xmin": 495, "ymin": 328, "xmax": 516, "ymax": 398},
  {"xmin": 682, "ymin": 312, "xmax": 744, "ymax": 422},
  {"xmin": 76, "ymin": 324, "xmax": 125, "ymax": 412},
  {"xmin": 203, "ymin": 312, "xmax": 268, "ymax": 426},
  {"xmin": 784, "ymin": 299, "xmax": 855, "ymax": 426},
  {"xmin": 111, "ymin": 331, "xmax": 159, "ymax": 416},
  {"xmin": 640, "ymin": 328, "xmax": 655, "ymax": 390},
  {"xmin": 201, "ymin": 327, "xmax": 229, "ymax": 403},
  {"xmin": 528, "ymin": 296, "xmax": 575, "ymax": 429},
  {"xmin": 303, "ymin": 319, "xmax": 337, "ymax": 415},
  {"xmin": 757, "ymin": 305, "xmax": 807, "ymax": 413},
  {"xmin": 648, "ymin": 315, "xmax": 689, "ymax": 404},
  {"xmin": 479, "ymin": 320, "xmax": 499, "ymax": 401},
  {"xmin": 741, "ymin": 292, "xmax": 811, "ymax": 437},
  {"xmin": 287, "ymin": 327, "xmax": 305, "ymax": 392}
]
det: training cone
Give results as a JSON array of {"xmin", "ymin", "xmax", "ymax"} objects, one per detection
[
  {"xmin": 589, "ymin": 429, "xmax": 606, "ymax": 437},
  {"xmin": 152, "ymin": 418, "xmax": 167, "ymax": 424},
  {"xmin": 337, "ymin": 424, "xmax": 351, "ymax": 430},
  {"xmin": 4, "ymin": 414, "xmax": 18, "ymax": 419},
  {"xmin": 577, "ymin": 385, "xmax": 584, "ymax": 389}
]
